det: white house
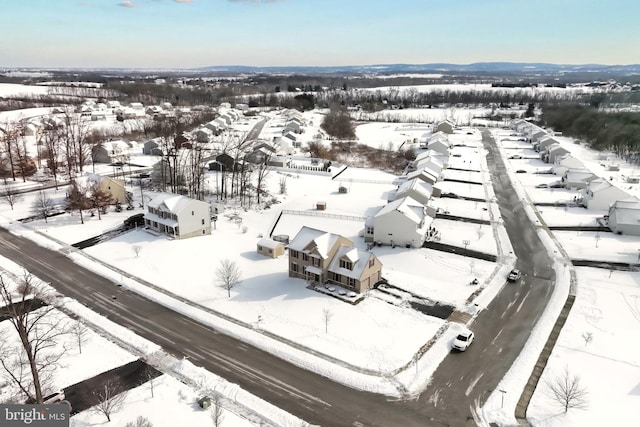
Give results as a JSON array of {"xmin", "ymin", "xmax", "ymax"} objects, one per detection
[
  {"xmin": 427, "ymin": 135, "xmax": 451, "ymax": 155},
  {"xmin": 144, "ymin": 193, "xmax": 212, "ymax": 239},
  {"xmin": 434, "ymin": 119, "xmax": 455, "ymax": 134},
  {"xmin": 534, "ymin": 136, "xmax": 561, "ymax": 152},
  {"xmin": 406, "ymin": 167, "xmax": 439, "ymax": 185},
  {"xmin": 93, "ymin": 140, "xmax": 132, "ymax": 164},
  {"xmin": 368, "ymin": 196, "xmax": 433, "ymax": 248},
  {"xmin": 562, "ymin": 168, "xmax": 598, "ymax": 190},
  {"xmin": 608, "ymin": 199, "xmax": 640, "ymax": 235},
  {"xmin": 414, "ymin": 155, "xmax": 445, "ymax": 175},
  {"xmin": 579, "ymin": 179, "xmax": 631, "ymax": 210},
  {"xmin": 545, "ymin": 144, "xmax": 571, "ymax": 164},
  {"xmin": 553, "ymin": 154, "xmax": 584, "ymax": 176},
  {"xmin": 391, "ymin": 178, "xmax": 438, "ymax": 206}
]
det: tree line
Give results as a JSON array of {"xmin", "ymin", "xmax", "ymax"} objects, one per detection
[{"xmin": 541, "ymin": 104, "xmax": 640, "ymax": 160}]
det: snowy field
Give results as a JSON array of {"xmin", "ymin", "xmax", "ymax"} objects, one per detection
[{"xmin": 1, "ymin": 103, "xmax": 639, "ymax": 426}]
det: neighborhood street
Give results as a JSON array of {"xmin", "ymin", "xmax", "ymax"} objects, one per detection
[{"xmin": 0, "ymin": 130, "xmax": 555, "ymax": 426}]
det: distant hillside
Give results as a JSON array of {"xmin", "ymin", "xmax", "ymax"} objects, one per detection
[{"xmin": 194, "ymin": 62, "xmax": 640, "ymax": 75}]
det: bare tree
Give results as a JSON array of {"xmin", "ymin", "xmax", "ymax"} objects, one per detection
[
  {"xmin": 215, "ymin": 259, "xmax": 242, "ymax": 298},
  {"xmin": 1, "ymin": 185, "xmax": 23, "ymax": 210},
  {"xmin": 66, "ymin": 179, "xmax": 90, "ymax": 224},
  {"xmin": 132, "ymin": 245, "xmax": 142, "ymax": 258},
  {"xmin": 582, "ymin": 332, "xmax": 593, "ymax": 346},
  {"xmin": 545, "ymin": 366, "xmax": 589, "ymax": 413},
  {"xmin": 125, "ymin": 416, "xmax": 153, "ymax": 427},
  {"xmin": 255, "ymin": 155, "xmax": 271, "ymax": 205},
  {"xmin": 0, "ymin": 270, "xmax": 71, "ymax": 403},
  {"xmin": 31, "ymin": 191, "xmax": 55, "ymax": 223},
  {"xmin": 92, "ymin": 379, "xmax": 128, "ymax": 422},
  {"xmin": 71, "ymin": 319, "xmax": 89, "ymax": 354},
  {"xmin": 209, "ymin": 395, "xmax": 225, "ymax": 427},
  {"xmin": 322, "ymin": 308, "xmax": 333, "ymax": 334},
  {"xmin": 279, "ymin": 176, "xmax": 287, "ymax": 195},
  {"xmin": 40, "ymin": 119, "xmax": 63, "ymax": 189}
]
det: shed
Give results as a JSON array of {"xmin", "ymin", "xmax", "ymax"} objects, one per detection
[
  {"xmin": 257, "ymin": 238, "xmax": 285, "ymax": 259},
  {"xmin": 316, "ymin": 201, "xmax": 327, "ymax": 210}
]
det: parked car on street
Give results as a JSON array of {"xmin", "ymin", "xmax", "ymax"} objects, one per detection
[
  {"xmin": 510, "ymin": 154, "xmax": 522, "ymax": 159},
  {"xmin": 515, "ymin": 169, "xmax": 526, "ymax": 173},
  {"xmin": 535, "ymin": 183, "xmax": 548, "ymax": 188},
  {"xmin": 452, "ymin": 329, "xmax": 474, "ymax": 351}
]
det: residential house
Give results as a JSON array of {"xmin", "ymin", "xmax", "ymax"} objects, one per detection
[
  {"xmin": 391, "ymin": 178, "xmax": 438, "ymax": 206},
  {"xmin": 413, "ymin": 155, "xmax": 445, "ymax": 176},
  {"xmin": 208, "ymin": 153, "xmax": 237, "ymax": 172},
  {"xmin": 368, "ymin": 196, "xmax": 434, "ymax": 248},
  {"xmin": 562, "ymin": 168, "xmax": 599, "ymax": 190},
  {"xmin": 143, "ymin": 138, "xmax": 163, "ymax": 155},
  {"xmin": 434, "ymin": 119, "xmax": 455, "ymax": 134},
  {"xmin": 144, "ymin": 193, "xmax": 211, "ymax": 239},
  {"xmin": 544, "ymin": 144, "xmax": 571, "ymax": 164},
  {"xmin": 72, "ymin": 173, "xmax": 131, "ymax": 205},
  {"xmin": 579, "ymin": 179, "xmax": 631, "ymax": 210},
  {"xmin": 93, "ymin": 140, "xmax": 131, "ymax": 164},
  {"xmin": 288, "ymin": 226, "xmax": 353, "ymax": 283},
  {"xmin": 534, "ymin": 136, "xmax": 561, "ymax": 152},
  {"xmin": 406, "ymin": 168, "xmax": 439, "ymax": 185},
  {"xmin": 552, "ymin": 154, "xmax": 584, "ymax": 176},
  {"xmin": 607, "ymin": 199, "xmax": 640, "ymax": 235},
  {"xmin": 194, "ymin": 128, "xmax": 214, "ymax": 143},
  {"xmin": 530, "ymin": 130, "xmax": 548, "ymax": 143},
  {"xmin": 287, "ymin": 226, "xmax": 382, "ymax": 293},
  {"xmin": 257, "ymin": 238, "xmax": 285, "ymax": 258},
  {"xmin": 427, "ymin": 134, "xmax": 451, "ymax": 155}
]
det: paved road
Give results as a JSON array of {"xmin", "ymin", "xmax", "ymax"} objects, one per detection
[
  {"xmin": 402, "ymin": 130, "xmax": 555, "ymax": 425},
  {"xmin": 0, "ymin": 130, "xmax": 556, "ymax": 426}
]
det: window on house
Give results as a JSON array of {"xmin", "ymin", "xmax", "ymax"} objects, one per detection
[
  {"xmin": 312, "ymin": 257, "xmax": 321, "ymax": 267},
  {"xmin": 366, "ymin": 226, "xmax": 374, "ymax": 234},
  {"xmin": 201, "ymin": 219, "xmax": 205, "ymax": 225},
  {"xmin": 192, "ymin": 210, "xmax": 194, "ymax": 215},
  {"xmin": 333, "ymin": 273, "xmax": 342, "ymax": 282},
  {"xmin": 291, "ymin": 263, "xmax": 299, "ymax": 272},
  {"xmin": 348, "ymin": 278, "xmax": 356, "ymax": 287},
  {"xmin": 290, "ymin": 250, "xmax": 298, "ymax": 258},
  {"xmin": 339, "ymin": 259, "xmax": 352, "ymax": 270},
  {"xmin": 302, "ymin": 253, "xmax": 309, "ymax": 261},
  {"xmin": 268, "ymin": 249, "xmax": 272, "ymax": 254},
  {"xmin": 258, "ymin": 245, "xmax": 263, "ymax": 251},
  {"xmin": 369, "ymin": 258, "xmax": 375, "ymax": 268}
]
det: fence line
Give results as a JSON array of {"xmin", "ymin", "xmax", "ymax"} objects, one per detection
[{"xmin": 281, "ymin": 209, "xmax": 366, "ymax": 222}]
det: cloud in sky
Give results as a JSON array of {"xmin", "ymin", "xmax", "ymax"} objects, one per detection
[
  {"xmin": 174, "ymin": 0, "xmax": 193, "ymax": 3},
  {"xmin": 117, "ymin": 0, "xmax": 135, "ymax": 6}
]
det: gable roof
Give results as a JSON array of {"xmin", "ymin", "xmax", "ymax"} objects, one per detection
[
  {"xmin": 147, "ymin": 193, "xmax": 206, "ymax": 214},
  {"xmin": 328, "ymin": 245, "xmax": 377, "ymax": 280},
  {"xmin": 375, "ymin": 196, "xmax": 428, "ymax": 224},
  {"xmin": 287, "ymin": 226, "xmax": 347, "ymax": 259}
]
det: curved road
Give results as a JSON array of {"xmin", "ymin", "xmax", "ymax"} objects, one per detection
[{"xmin": 0, "ymin": 130, "xmax": 555, "ymax": 426}]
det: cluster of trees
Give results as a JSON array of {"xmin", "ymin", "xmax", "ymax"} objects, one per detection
[
  {"xmin": 321, "ymin": 105, "xmax": 355, "ymax": 139},
  {"xmin": 541, "ymin": 104, "xmax": 640, "ymax": 159}
]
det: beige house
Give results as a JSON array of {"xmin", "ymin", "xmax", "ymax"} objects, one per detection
[
  {"xmin": 72, "ymin": 174, "xmax": 131, "ymax": 205},
  {"xmin": 287, "ymin": 226, "xmax": 382, "ymax": 293},
  {"xmin": 257, "ymin": 238, "xmax": 285, "ymax": 258},
  {"xmin": 434, "ymin": 119, "xmax": 455, "ymax": 134}
]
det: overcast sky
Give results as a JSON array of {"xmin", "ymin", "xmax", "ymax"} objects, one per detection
[{"xmin": 1, "ymin": 0, "xmax": 639, "ymax": 69}]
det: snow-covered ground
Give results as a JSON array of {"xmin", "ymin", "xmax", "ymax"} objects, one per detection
[{"xmin": 1, "ymin": 103, "xmax": 639, "ymax": 426}]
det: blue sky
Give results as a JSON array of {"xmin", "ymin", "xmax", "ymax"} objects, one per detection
[{"xmin": 1, "ymin": 0, "xmax": 638, "ymax": 68}]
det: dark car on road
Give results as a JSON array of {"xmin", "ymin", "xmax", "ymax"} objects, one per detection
[{"xmin": 124, "ymin": 213, "xmax": 145, "ymax": 228}]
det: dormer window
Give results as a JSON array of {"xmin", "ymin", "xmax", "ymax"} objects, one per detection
[{"xmin": 339, "ymin": 259, "xmax": 352, "ymax": 270}]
